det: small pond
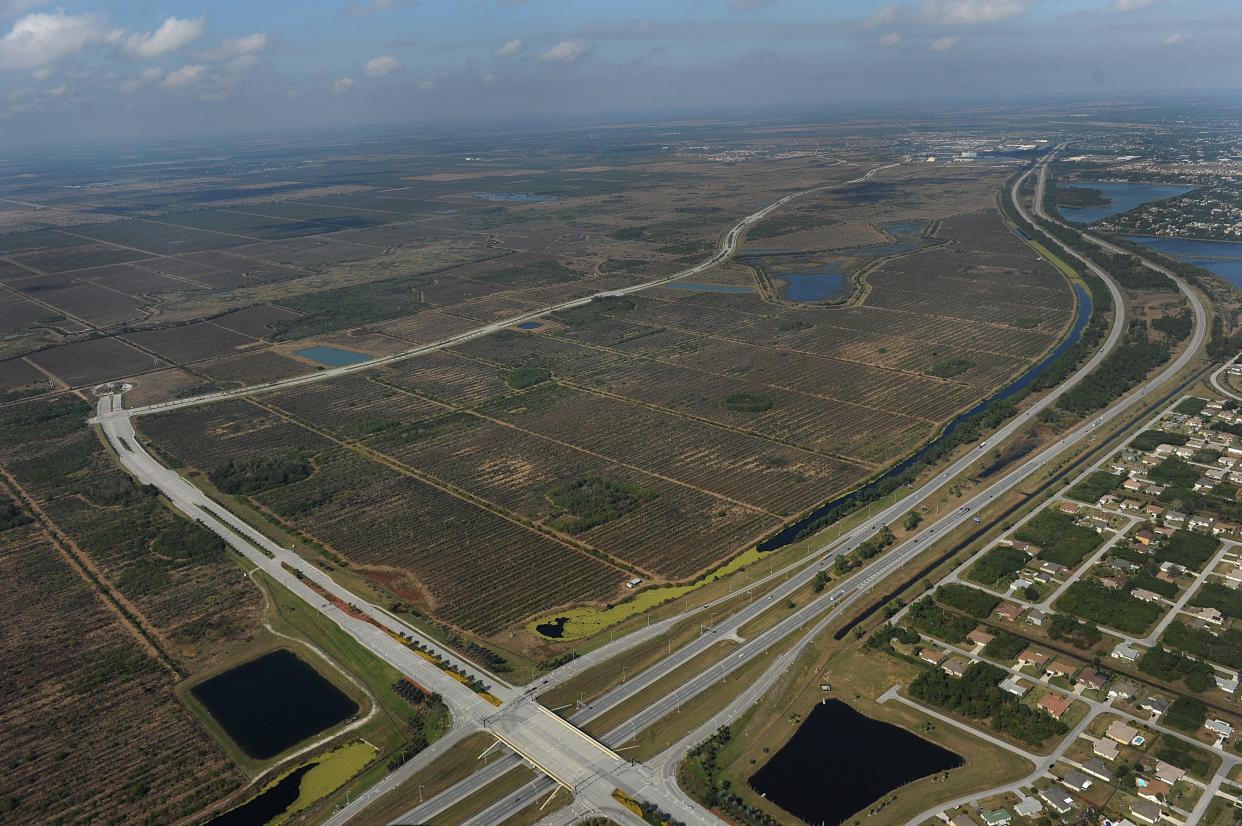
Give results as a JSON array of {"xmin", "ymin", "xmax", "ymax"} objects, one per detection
[
  {"xmin": 778, "ymin": 272, "xmax": 849, "ymax": 303},
  {"xmin": 191, "ymin": 649, "xmax": 358, "ymax": 760},
  {"xmin": 516, "ymin": 321, "xmax": 543, "ymax": 330},
  {"xmin": 1059, "ymin": 181, "xmax": 1194, "ymax": 224},
  {"xmin": 750, "ymin": 699, "xmax": 963, "ymax": 825},
  {"xmin": 206, "ymin": 763, "xmax": 315, "ymax": 826},
  {"xmin": 1124, "ymin": 235, "xmax": 1242, "ymax": 289},
  {"xmin": 295, "ymin": 346, "xmax": 372, "ymax": 367},
  {"xmin": 535, "ymin": 617, "xmax": 568, "ymax": 638}
]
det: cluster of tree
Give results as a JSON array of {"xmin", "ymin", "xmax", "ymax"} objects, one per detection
[
  {"xmin": 1156, "ymin": 743, "xmax": 1212, "ymax": 780},
  {"xmin": 1131, "ymin": 429, "xmax": 1189, "ymax": 452},
  {"xmin": 1047, "ymin": 613, "xmax": 1102, "ymax": 650},
  {"xmin": 908, "ymin": 597, "xmax": 975, "ymax": 644},
  {"xmin": 1047, "ymin": 178, "xmax": 1110, "ymax": 209},
  {"xmin": 812, "ymin": 570, "xmax": 830, "ymax": 593},
  {"xmin": 1165, "ymin": 696, "xmax": 1208, "ymax": 732},
  {"xmin": 0, "ymin": 396, "xmax": 90, "ymax": 442},
  {"xmin": 1152, "ymin": 312, "xmax": 1193, "ymax": 342},
  {"xmin": 683, "ymin": 727, "xmax": 780, "ymax": 826},
  {"xmin": 444, "ymin": 632, "xmax": 512, "ymax": 674},
  {"xmin": 547, "ymin": 475, "xmax": 656, "ymax": 534},
  {"xmin": 209, "ymin": 453, "xmax": 313, "ymax": 496},
  {"xmin": 1066, "ymin": 470, "xmax": 1124, "ymax": 504},
  {"xmin": 1150, "ymin": 457, "xmax": 1201, "ymax": 489},
  {"xmin": 968, "ymin": 546, "xmax": 1029, "ymax": 588},
  {"xmin": 505, "ymin": 366, "xmax": 552, "ymax": 389},
  {"xmin": 908, "ymin": 662, "xmax": 1067, "ymax": 746},
  {"xmin": 1157, "ymin": 483, "xmax": 1242, "ymax": 525},
  {"xmin": 1206, "ymin": 315, "xmax": 1242, "ymax": 361},
  {"xmin": 1174, "ymin": 396, "xmax": 1208, "ymax": 415},
  {"xmin": 152, "ymin": 516, "xmax": 225, "ymax": 562},
  {"xmin": 1055, "ymin": 580, "xmax": 1160, "ymax": 634},
  {"xmin": 0, "ymin": 497, "xmax": 31, "ymax": 532},
  {"xmin": 903, "ymin": 510, "xmax": 923, "ymax": 531},
  {"xmin": 864, "ymin": 623, "xmax": 921, "ymax": 655},
  {"xmin": 387, "ymin": 683, "xmax": 448, "ymax": 770},
  {"xmin": 833, "ymin": 527, "xmax": 896, "ymax": 575},
  {"xmin": 982, "ymin": 632, "xmax": 1028, "ymax": 662},
  {"xmin": 1092, "ymin": 250, "xmax": 1177, "ymax": 292},
  {"xmin": 1138, "ymin": 646, "xmax": 1216, "ymax": 693},
  {"xmin": 1015, "ymin": 509, "xmax": 1103, "ymax": 568},
  {"xmin": 1057, "ymin": 323, "xmax": 1170, "ymax": 416},
  {"xmin": 1163, "ymin": 621, "xmax": 1242, "ymax": 671},
  {"xmin": 1190, "ymin": 582, "xmax": 1242, "ymax": 617},
  {"xmin": 935, "ymin": 583, "xmax": 1000, "ymax": 618},
  {"xmin": 1156, "ymin": 529, "xmax": 1219, "ymax": 572},
  {"xmin": 1129, "ymin": 571, "xmax": 1179, "ymax": 600}
]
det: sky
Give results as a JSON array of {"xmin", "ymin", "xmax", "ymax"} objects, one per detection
[{"xmin": 0, "ymin": 0, "xmax": 1238, "ymax": 146}]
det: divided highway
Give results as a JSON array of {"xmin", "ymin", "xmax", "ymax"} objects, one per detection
[
  {"xmin": 93, "ymin": 150, "xmax": 1212, "ymax": 825},
  {"xmin": 384, "ymin": 151, "xmax": 1211, "ymax": 825}
]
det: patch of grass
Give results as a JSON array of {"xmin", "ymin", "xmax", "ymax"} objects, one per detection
[
  {"xmin": 274, "ymin": 740, "xmax": 377, "ymax": 824},
  {"xmin": 724, "ymin": 392, "xmax": 773, "ymax": 413},
  {"xmin": 506, "ymin": 366, "xmax": 551, "ymax": 389},
  {"xmin": 926, "ymin": 358, "xmax": 975, "ymax": 379},
  {"xmin": 527, "ymin": 548, "xmax": 771, "ymax": 640}
]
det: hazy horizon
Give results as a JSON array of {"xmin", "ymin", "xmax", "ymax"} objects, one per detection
[{"xmin": 0, "ymin": 0, "xmax": 1239, "ymax": 148}]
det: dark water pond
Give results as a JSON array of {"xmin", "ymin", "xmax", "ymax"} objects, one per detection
[
  {"xmin": 1059, "ymin": 181, "xmax": 1193, "ymax": 224},
  {"xmin": 192, "ymin": 649, "xmax": 358, "ymax": 760},
  {"xmin": 1124, "ymin": 235, "xmax": 1242, "ymax": 289},
  {"xmin": 536, "ymin": 617, "xmax": 568, "ymax": 638},
  {"xmin": 206, "ymin": 764, "xmax": 314, "ymax": 826},
  {"xmin": 516, "ymin": 321, "xmax": 543, "ymax": 330},
  {"xmin": 750, "ymin": 700, "xmax": 962, "ymax": 825},
  {"xmin": 779, "ymin": 272, "xmax": 849, "ymax": 302},
  {"xmin": 295, "ymin": 346, "xmax": 371, "ymax": 367}
]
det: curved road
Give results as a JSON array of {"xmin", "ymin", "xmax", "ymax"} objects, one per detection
[{"xmin": 122, "ymin": 162, "xmax": 902, "ymax": 420}]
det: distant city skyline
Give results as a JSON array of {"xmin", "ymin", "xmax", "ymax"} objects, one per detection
[{"xmin": 0, "ymin": 0, "xmax": 1238, "ymax": 146}]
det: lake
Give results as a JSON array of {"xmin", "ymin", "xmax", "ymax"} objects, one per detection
[
  {"xmin": 191, "ymin": 649, "xmax": 358, "ymax": 760},
  {"xmin": 1059, "ymin": 181, "xmax": 1194, "ymax": 224},
  {"xmin": 750, "ymin": 700, "xmax": 963, "ymax": 825},
  {"xmin": 778, "ymin": 272, "xmax": 849, "ymax": 302},
  {"xmin": 295, "ymin": 345, "xmax": 372, "ymax": 367},
  {"xmin": 1124, "ymin": 235, "xmax": 1242, "ymax": 289}
]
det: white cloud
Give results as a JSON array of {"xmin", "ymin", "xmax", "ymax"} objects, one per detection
[
  {"xmin": 495, "ymin": 37, "xmax": 523, "ymax": 58},
  {"xmin": 0, "ymin": 11, "xmax": 121, "ymax": 70},
  {"xmin": 727, "ymin": 0, "xmax": 776, "ymax": 10},
  {"xmin": 203, "ymin": 32, "xmax": 271, "ymax": 59},
  {"xmin": 125, "ymin": 16, "xmax": 204, "ymax": 59},
  {"xmin": 1163, "ymin": 32, "xmax": 1189, "ymax": 45},
  {"xmin": 865, "ymin": 4, "xmax": 900, "ymax": 27},
  {"xmin": 344, "ymin": 0, "xmax": 416, "ymax": 15},
  {"xmin": 921, "ymin": 0, "xmax": 1026, "ymax": 25},
  {"xmin": 539, "ymin": 38, "xmax": 592, "ymax": 64},
  {"xmin": 417, "ymin": 79, "xmax": 433, "ymax": 92},
  {"xmin": 160, "ymin": 63, "xmax": 207, "ymax": 90},
  {"xmin": 930, "ymin": 35, "xmax": 960, "ymax": 50},
  {"xmin": 878, "ymin": 32, "xmax": 902, "ymax": 47},
  {"xmin": 1113, "ymin": 0, "xmax": 1163, "ymax": 11},
  {"xmin": 364, "ymin": 54, "xmax": 400, "ymax": 77},
  {"xmin": 333, "ymin": 76, "xmax": 354, "ymax": 94},
  {"xmin": 480, "ymin": 71, "xmax": 496, "ymax": 83}
]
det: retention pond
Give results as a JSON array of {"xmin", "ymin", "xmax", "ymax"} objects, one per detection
[
  {"xmin": 750, "ymin": 699, "xmax": 963, "ymax": 825},
  {"xmin": 191, "ymin": 649, "xmax": 358, "ymax": 760}
]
